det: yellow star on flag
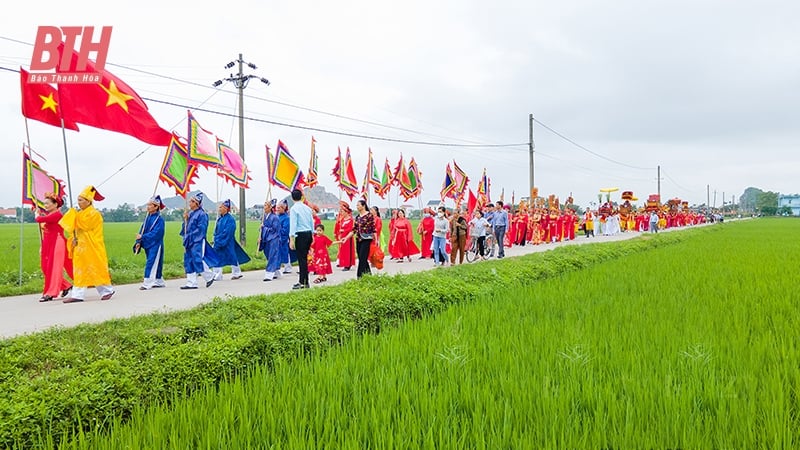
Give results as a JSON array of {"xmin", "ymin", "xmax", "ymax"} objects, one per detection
[
  {"xmin": 39, "ymin": 93, "xmax": 58, "ymax": 114},
  {"xmin": 100, "ymin": 80, "xmax": 134, "ymax": 113}
]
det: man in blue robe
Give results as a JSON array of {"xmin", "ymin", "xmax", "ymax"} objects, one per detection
[
  {"xmin": 211, "ymin": 199, "xmax": 251, "ymax": 280},
  {"xmin": 258, "ymin": 199, "xmax": 282, "ymax": 281},
  {"xmin": 180, "ymin": 192, "xmax": 217, "ymax": 289},
  {"xmin": 136, "ymin": 195, "xmax": 166, "ymax": 290}
]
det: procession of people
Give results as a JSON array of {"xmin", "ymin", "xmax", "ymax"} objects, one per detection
[{"xmin": 31, "ymin": 185, "xmax": 710, "ymax": 304}]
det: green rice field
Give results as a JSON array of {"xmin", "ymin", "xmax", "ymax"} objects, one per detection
[{"xmin": 53, "ymin": 219, "xmax": 800, "ymax": 449}]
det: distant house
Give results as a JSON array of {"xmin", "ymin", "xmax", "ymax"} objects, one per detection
[
  {"xmin": 778, "ymin": 194, "xmax": 800, "ymax": 216},
  {"xmin": 0, "ymin": 208, "xmax": 16, "ymax": 219}
]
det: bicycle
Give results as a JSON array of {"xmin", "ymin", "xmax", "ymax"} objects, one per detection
[{"xmin": 465, "ymin": 233, "xmax": 495, "ymax": 262}]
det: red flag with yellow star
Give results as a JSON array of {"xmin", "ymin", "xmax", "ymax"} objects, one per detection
[
  {"xmin": 56, "ymin": 45, "xmax": 172, "ymax": 146},
  {"xmin": 19, "ymin": 68, "xmax": 79, "ymax": 131}
]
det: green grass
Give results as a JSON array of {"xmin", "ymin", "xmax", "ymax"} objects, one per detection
[
  {"xmin": 1, "ymin": 218, "xmax": 685, "ymax": 449},
  {"xmin": 54, "ymin": 218, "xmax": 800, "ymax": 449},
  {"xmin": 0, "ymin": 218, "xmax": 419, "ymax": 297}
]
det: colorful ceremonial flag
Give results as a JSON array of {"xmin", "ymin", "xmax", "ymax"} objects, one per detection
[
  {"xmin": 476, "ymin": 168, "xmax": 490, "ymax": 207},
  {"xmin": 186, "ymin": 111, "xmax": 222, "ymax": 168},
  {"xmin": 393, "ymin": 155, "xmax": 415, "ymax": 201},
  {"xmin": 440, "ymin": 163, "xmax": 456, "ymax": 200},
  {"xmin": 158, "ymin": 134, "xmax": 198, "ymax": 197},
  {"xmin": 452, "ymin": 160, "xmax": 469, "ymax": 201},
  {"xmin": 331, "ymin": 146, "xmax": 343, "ymax": 185},
  {"xmin": 56, "ymin": 44, "xmax": 171, "ymax": 146},
  {"xmin": 362, "ymin": 148, "xmax": 382, "ymax": 196},
  {"xmin": 305, "ymin": 137, "xmax": 319, "ymax": 189},
  {"xmin": 266, "ymin": 145, "xmax": 275, "ymax": 185},
  {"xmin": 339, "ymin": 147, "xmax": 359, "ymax": 200},
  {"xmin": 407, "ymin": 157, "xmax": 422, "ymax": 198},
  {"xmin": 217, "ymin": 140, "xmax": 251, "ymax": 189},
  {"xmin": 19, "ymin": 68, "xmax": 79, "ymax": 131},
  {"xmin": 376, "ymin": 157, "xmax": 393, "ymax": 198},
  {"xmin": 271, "ymin": 140, "xmax": 304, "ymax": 191},
  {"xmin": 22, "ymin": 149, "xmax": 66, "ymax": 210}
]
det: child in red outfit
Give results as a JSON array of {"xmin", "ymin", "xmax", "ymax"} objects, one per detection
[{"xmin": 311, "ymin": 223, "xmax": 333, "ymax": 283}]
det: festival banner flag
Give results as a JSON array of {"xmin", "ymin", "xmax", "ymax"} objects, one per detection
[
  {"xmin": 452, "ymin": 160, "xmax": 469, "ymax": 201},
  {"xmin": 476, "ymin": 168, "xmax": 490, "ymax": 207},
  {"xmin": 266, "ymin": 144, "xmax": 275, "ymax": 185},
  {"xmin": 217, "ymin": 140, "xmax": 251, "ymax": 189},
  {"xmin": 305, "ymin": 137, "xmax": 319, "ymax": 189},
  {"xmin": 339, "ymin": 147, "xmax": 359, "ymax": 200},
  {"xmin": 361, "ymin": 148, "xmax": 380, "ymax": 196},
  {"xmin": 19, "ymin": 68, "xmax": 79, "ymax": 131},
  {"xmin": 392, "ymin": 155, "xmax": 415, "ymax": 201},
  {"xmin": 56, "ymin": 44, "xmax": 171, "ymax": 146},
  {"xmin": 271, "ymin": 140, "xmax": 304, "ymax": 191},
  {"xmin": 158, "ymin": 134, "xmax": 198, "ymax": 197},
  {"xmin": 186, "ymin": 111, "xmax": 222, "ymax": 168},
  {"xmin": 440, "ymin": 163, "xmax": 456, "ymax": 200},
  {"xmin": 407, "ymin": 157, "xmax": 422, "ymax": 198},
  {"xmin": 331, "ymin": 146, "xmax": 342, "ymax": 184},
  {"xmin": 376, "ymin": 157, "xmax": 393, "ymax": 198},
  {"xmin": 367, "ymin": 149, "xmax": 382, "ymax": 190},
  {"xmin": 22, "ymin": 149, "xmax": 66, "ymax": 210}
]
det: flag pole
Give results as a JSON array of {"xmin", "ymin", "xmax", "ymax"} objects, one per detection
[{"xmin": 58, "ymin": 118, "xmax": 75, "ymax": 208}]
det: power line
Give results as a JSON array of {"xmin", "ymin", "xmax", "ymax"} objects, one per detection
[
  {"xmin": 143, "ymin": 96, "xmax": 528, "ymax": 148},
  {"xmin": 533, "ymin": 118, "xmax": 655, "ymax": 170}
]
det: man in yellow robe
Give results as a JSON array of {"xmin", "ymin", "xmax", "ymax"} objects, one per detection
[{"xmin": 59, "ymin": 185, "xmax": 115, "ymax": 303}]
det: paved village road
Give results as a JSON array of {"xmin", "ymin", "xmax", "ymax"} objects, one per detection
[{"xmin": 0, "ymin": 229, "xmax": 679, "ymax": 339}]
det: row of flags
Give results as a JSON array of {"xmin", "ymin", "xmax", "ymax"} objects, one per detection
[{"xmin": 16, "ymin": 42, "xmax": 490, "ymax": 208}]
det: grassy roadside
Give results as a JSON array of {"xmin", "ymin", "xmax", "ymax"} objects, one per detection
[
  {"xmin": 63, "ymin": 218, "xmax": 799, "ymax": 447},
  {"xmin": 0, "ymin": 224, "xmax": 703, "ymax": 448}
]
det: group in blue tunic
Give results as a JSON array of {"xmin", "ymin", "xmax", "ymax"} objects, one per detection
[
  {"xmin": 179, "ymin": 192, "xmax": 218, "ymax": 289},
  {"xmin": 258, "ymin": 199, "xmax": 282, "ymax": 281},
  {"xmin": 211, "ymin": 199, "xmax": 251, "ymax": 280},
  {"xmin": 136, "ymin": 195, "xmax": 166, "ymax": 290}
]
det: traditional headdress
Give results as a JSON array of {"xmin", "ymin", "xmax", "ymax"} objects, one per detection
[
  {"xmin": 149, "ymin": 195, "xmax": 166, "ymax": 210},
  {"xmin": 339, "ymin": 200, "xmax": 351, "ymax": 213},
  {"xmin": 44, "ymin": 192, "xmax": 64, "ymax": 208},
  {"xmin": 221, "ymin": 199, "xmax": 232, "ymax": 210},
  {"xmin": 270, "ymin": 198, "xmax": 277, "ymax": 208},
  {"xmin": 191, "ymin": 192, "xmax": 204, "ymax": 205},
  {"xmin": 78, "ymin": 185, "xmax": 104, "ymax": 203}
]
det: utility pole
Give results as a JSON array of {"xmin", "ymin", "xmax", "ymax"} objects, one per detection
[
  {"xmin": 707, "ymin": 185, "xmax": 710, "ymax": 214},
  {"xmin": 213, "ymin": 54, "xmax": 270, "ymax": 246},
  {"xmin": 528, "ymin": 113, "xmax": 535, "ymax": 197},
  {"xmin": 657, "ymin": 165, "xmax": 661, "ymax": 202}
]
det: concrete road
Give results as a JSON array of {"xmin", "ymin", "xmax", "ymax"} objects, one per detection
[{"xmin": 0, "ymin": 231, "xmax": 647, "ymax": 339}]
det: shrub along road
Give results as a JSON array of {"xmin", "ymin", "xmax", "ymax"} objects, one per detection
[{"xmin": 0, "ymin": 230, "xmax": 665, "ymax": 339}]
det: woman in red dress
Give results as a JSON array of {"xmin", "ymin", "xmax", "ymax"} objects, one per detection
[
  {"xmin": 34, "ymin": 192, "xmax": 73, "ymax": 302},
  {"xmin": 334, "ymin": 201, "xmax": 355, "ymax": 271},
  {"xmin": 391, "ymin": 209, "xmax": 420, "ymax": 262},
  {"xmin": 310, "ymin": 223, "xmax": 333, "ymax": 283},
  {"xmin": 417, "ymin": 208, "xmax": 434, "ymax": 259}
]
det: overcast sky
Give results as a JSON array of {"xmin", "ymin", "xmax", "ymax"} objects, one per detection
[{"xmin": 1, "ymin": 0, "xmax": 798, "ymax": 211}]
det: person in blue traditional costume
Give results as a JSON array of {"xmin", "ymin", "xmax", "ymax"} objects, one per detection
[
  {"xmin": 180, "ymin": 192, "xmax": 217, "ymax": 289},
  {"xmin": 135, "ymin": 195, "xmax": 166, "ymax": 290},
  {"xmin": 211, "ymin": 199, "xmax": 251, "ymax": 281},
  {"xmin": 258, "ymin": 199, "xmax": 282, "ymax": 281},
  {"xmin": 276, "ymin": 199, "xmax": 293, "ymax": 274}
]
